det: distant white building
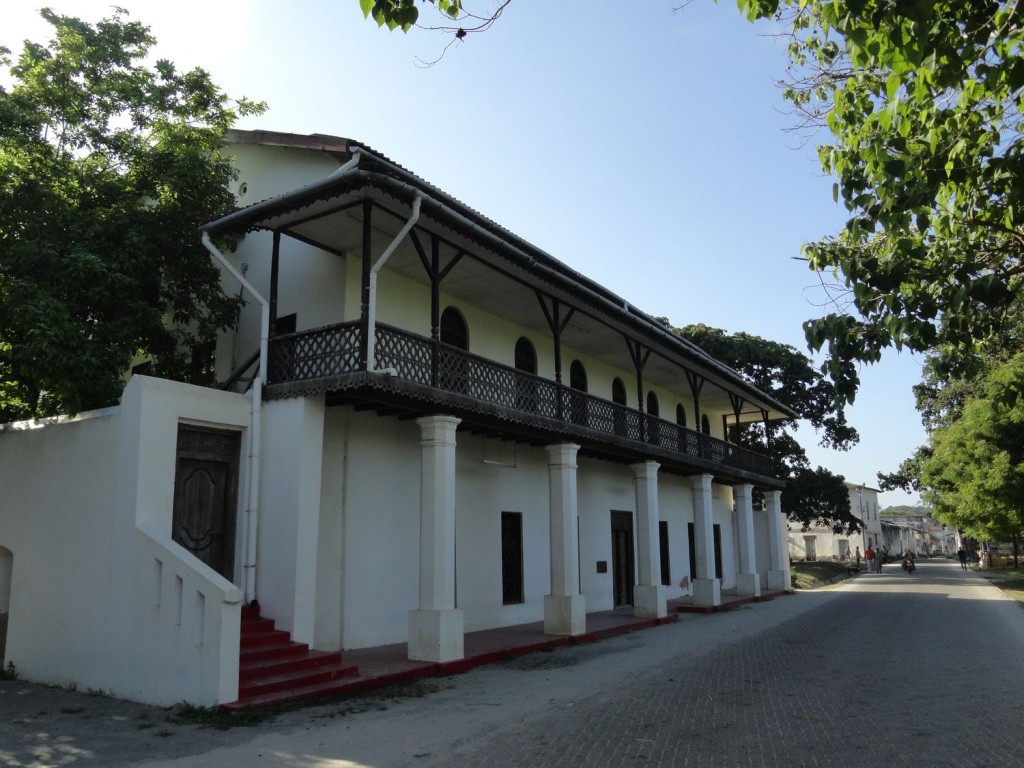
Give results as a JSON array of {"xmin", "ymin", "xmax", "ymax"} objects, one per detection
[
  {"xmin": 787, "ymin": 482, "xmax": 882, "ymax": 563},
  {"xmin": 881, "ymin": 513, "xmax": 955, "ymax": 557}
]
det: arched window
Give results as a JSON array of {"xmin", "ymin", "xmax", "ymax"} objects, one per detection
[
  {"xmin": 646, "ymin": 391, "xmax": 660, "ymax": 418},
  {"xmin": 569, "ymin": 360, "xmax": 587, "ymax": 392},
  {"xmin": 568, "ymin": 360, "xmax": 588, "ymax": 426},
  {"xmin": 676, "ymin": 404, "xmax": 687, "ymax": 427},
  {"xmin": 611, "ymin": 377, "xmax": 628, "ymax": 437},
  {"xmin": 514, "ymin": 337, "xmax": 537, "ymax": 374},
  {"xmin": 701, "ymin": 414, "xmax": 711, "ymax": 435},
  {"xmin": 440, "ymin": 306, "xmax": 468, "ymax": 350},
  {"xmin": 440, "ymin": 306, "xmax": 469, "ymax": 394},
  {"xmin": 514, "ymin": 337, "xmax": 538, "ymax": 412},
  {"xmin": 612, "ymin": 378, "xmax": 627, "ymax": 405}
]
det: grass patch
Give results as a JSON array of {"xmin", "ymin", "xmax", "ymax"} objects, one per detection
[
  {"xmin": 791, "ymin": 561, "xmax": 855, "ymax": 589},
  {"xmin": 167, "ymin": 702, "xmax": 276, "ymax": 730},
  {"xmin": 977, "ymin": 569, "xmax": 1024, "ymax": 606},
  {"xmin": 996, "ymin": 580, "xmax": 1024, "ymax": 606},
  {"xmin": 0, "ymin": 662, "xmax": 17, "ymax": 681}
]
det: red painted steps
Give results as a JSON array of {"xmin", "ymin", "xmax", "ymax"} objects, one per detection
[{"xmin": 223, "ymin": 604, "xmax": 359, "ymax": 710}]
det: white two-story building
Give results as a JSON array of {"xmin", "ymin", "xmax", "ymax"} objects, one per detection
[{"xmin": 0, "ymin": 130, "xmax": 794, "ymax": 706}]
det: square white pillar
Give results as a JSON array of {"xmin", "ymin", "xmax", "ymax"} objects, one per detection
[
  {"xmin": 734, "ymin": 483, "xmax": 761, "ymax": 598},
  {"xmin": 544, "ymin": 444, "xmax": 585, "ymax": 635},
  {"xmin": 632, "ymin": 461, "xmax": 666, "ymax": 618},
  {"xmin": 408, "ymin": 608, "xmax": 464, "ymax": 663},
  {"xmin": 765, "ymin": 489, "xmax": 791, "ymax": 591},
  {"xmin": 408, "ymin": 415, "xmax": 464, "ymax": 662},
  {"xmin": 258, "ymin": 395, "xmax": 326, "ymax": 645},
  {"xmin": 544, "ymin": 594, "xmax": 586, "ymax": 636},
  {"xmin": 690, "ymin": 473, "xmax": 720, "ymax": 607}
]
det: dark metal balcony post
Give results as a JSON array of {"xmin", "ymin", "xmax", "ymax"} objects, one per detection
[
  {"xmin": 269, "ymin": 231, "xmax": 280, "ymax": 336},
  {"xmin": 728, "ymin": 393, "xmax": 745, "ymax": 446},
  {"xmin": 625, "ymin": 338, "xmax": 651, "ymax": 445},
  {"xmin": 358, "ymin": 199, "xmax": 373, "ymax": 370},
  {"xmin": 686, "ymin": 370, "xmax": 705, "ymax": 454},
  {"xmin": 429, "ymin": 235, "xmax": 441, "ymax": 387},
  {"xmin": 537, "ymin": 294, "xmax": 574, "ymax": 423}
]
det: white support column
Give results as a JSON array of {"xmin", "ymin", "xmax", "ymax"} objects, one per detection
[
  {"xmin": 632, "ymin": 461, "xmax": 666, "ymax": 618},
  {"xmin": 544, "ymin": 443, "xmax": 586, "ymax": 635},
  {"xmin": 258, "ymin": 395, "xmax": 326, "ymax": 645},
  {"xmin": 408, "ymin": 415, "xmax": 464, "ymax": 662},
  {"xmin": 690, "ymin": 473, "xmax": 721, "ymax": 607},
  {"xmin": 734, "ymin": 483, "xmax": 761, "ymax": 598},
  {"xmin": 765, "ymin": 489, "xmax": 791, "ymax": 591}
]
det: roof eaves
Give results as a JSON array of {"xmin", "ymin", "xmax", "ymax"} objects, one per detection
[{"xmin": 206, "ymin": 133, "xmax": 798, "ymax": 420}]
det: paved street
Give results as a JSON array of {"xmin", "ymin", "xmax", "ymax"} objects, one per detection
[{"xmin": 3, "ymin": 558, "xmax": 1024, "ymax": 767}]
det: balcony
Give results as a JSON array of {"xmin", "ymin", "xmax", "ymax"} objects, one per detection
[{"xmin": 265, "ymin": 321, "xmax": 776, "ymax": 483}]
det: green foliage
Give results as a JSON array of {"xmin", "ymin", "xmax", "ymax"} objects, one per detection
[
  {"xmin": 877, "ymin": 504, "xmax": 931, "ymax": 517},
  {"xmin": 919, "ymin": 353, "xmax": 1024, "ymax": 542},
  {"xmin": 677, "ymin": 324, "xmax": 858, "ymax": 532},
  {"xmin": 738, "ymin": 1, "xmax": 1024, "ymax": 404},
  {"xmin": 360, "ymin": 0, "xmax": 463, "ymax": 31},
  {"xmin": 790, "ymin": 560, "xmax": 853, "ymax": 589},
  {"xmin": 0, "ymin": 8, "xmax": 265, "ymax": 421}
]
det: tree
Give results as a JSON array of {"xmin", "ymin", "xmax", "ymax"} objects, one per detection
[
  {"xmin": 676, "ymin": 324, "xmax": 859, "ymax": 532},
  {"xmin": 0, "ymin": 8, "xmax": 265, "ymax": 421},
  {"xmin": 918, "ymin": 353, "xmax": 1024, "ymax": 560},
  {"xmin": 736, "ymin": 1, "xmax": 1024, "ymax": 405}
]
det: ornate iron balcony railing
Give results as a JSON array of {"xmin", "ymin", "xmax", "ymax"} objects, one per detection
[{"xmin": 267, "ymin": 321, "xmax": 773, "ymax": 477}]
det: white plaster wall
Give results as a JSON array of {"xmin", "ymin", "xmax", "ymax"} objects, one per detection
[
  {"xmin": 216, "ymin": 144, "xmax": 350, "ymax": 380},
  {"xmin": 314, "ymin": 407, "xmax": 348, "ymax": 651},
  {"xmin": 454, "ymin": 436, "xmax": 550, "ymax": 632},
  {"xmin": 310, "ymin": 406, "xmax": 758, "ymax": 648},
  {"xmin": 714, "ymin": 485, "xmax": 738, "ymax": 590},
  {"xmin": 257, "ymin": 395, "xmax": 327, "ymax": 645},
  {"xmin": 576, "ymin": 458, "xmax": 635, "ymax": 611},
  {"xmin": 659, "ymin": 476, "xmax": 696, "ymax": 595},
  {"xmin": 753, "ymin": 507, "xmax": 772, "ymax": 589},
  {"xmin": 0, "ymin": 409, "xmax": 120, "ymax": 691},
  {"xmin": 229, "ymin": 143, "xmax": 342, "ymax": 204},
  {"xmin": 0, "ymin": 376, "xmax": 250, "ymax": 705},
  {"xmin": 338, "ymin": 412, "xmax": 422, "ymax": 649}
]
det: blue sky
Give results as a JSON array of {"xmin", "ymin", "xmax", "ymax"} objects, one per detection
[{"xmin": 6, "ymin": 0, "xmax": 926, "ymax": 507}]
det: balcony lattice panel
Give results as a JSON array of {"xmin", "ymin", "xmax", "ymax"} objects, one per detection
[{"xmin": 269, "ymin": 324, "xmax": 360, "ymax": 383}]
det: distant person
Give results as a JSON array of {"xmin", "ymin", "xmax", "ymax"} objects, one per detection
[
  {"xmin": 855, "ymin": 546, "xmax": 861, "ymax": 568},
  {"xmin": 845, "ymin": 547, "xmax": 852, "ymax": 560},
  {"xmin": 865, "ymin": 545, "xmax": 876, "ymax": 573},
  {"xmin": 958, "ymin": 548, "xmax": 968, "ymax": 571}
]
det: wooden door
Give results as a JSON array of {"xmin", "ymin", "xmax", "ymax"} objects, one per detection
[
  {"xmin": 173, "ymin": 426, "xmax": 241, "ymax": 580},
  {"xmin": 610, "ymin": 511, "xmax": 635, "ymax": 607}
]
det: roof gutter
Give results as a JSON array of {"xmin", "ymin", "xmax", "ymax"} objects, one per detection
[
  {"xmin": 202, "ymin": 147, "xmax": 797, "ymax": 421},
  {"xmin": 367, "ymin": 195, "xmax": 422, "ymax": 374},
  {"xmin": 201, "ymin": 232, "xmax": 268, "ymax": 606}
]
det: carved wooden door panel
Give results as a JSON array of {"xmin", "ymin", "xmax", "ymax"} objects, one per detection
[{"xmin": 172, "ymin": 426, "xmax": 241, "ymax": 580}]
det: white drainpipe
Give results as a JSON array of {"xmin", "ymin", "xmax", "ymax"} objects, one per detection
[
  {"xmin": 202, "ymin": 232, "xmax": 269, "ymax": 605},
  {"xmin": 366, "ymin": 195, "xmax": 422, "ymax": 374}
]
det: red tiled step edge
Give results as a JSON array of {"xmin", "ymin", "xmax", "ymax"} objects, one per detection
[
  {"xmin": 223, "ymin": 606, "xmax": 359, "ymax": 711},
  {"xmin": 674, "ymin": 589, "xmax": 791, "ymax": 614},
  {"xmin": 224, "ymin": 611, "xmax": 680, "ymax": 710}
]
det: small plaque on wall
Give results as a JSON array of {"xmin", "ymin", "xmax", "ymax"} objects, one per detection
[{"xmin": 596, "ymin": 561, "xmax": 608, "ymax": 573}]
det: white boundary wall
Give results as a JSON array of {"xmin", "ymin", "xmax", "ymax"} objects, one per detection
[{"xmin": 0, "ymin": 377, "xmax": 251, "ymax": 705}]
